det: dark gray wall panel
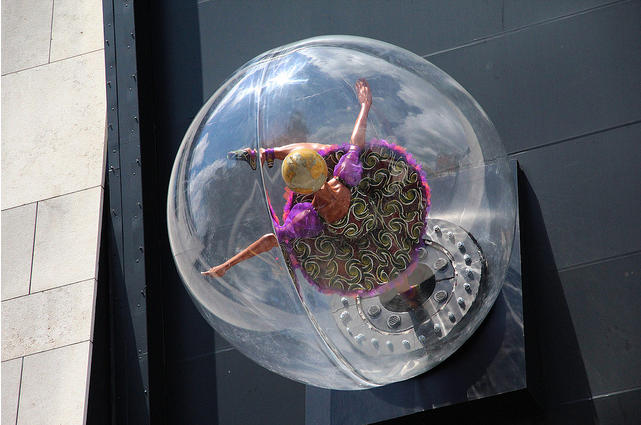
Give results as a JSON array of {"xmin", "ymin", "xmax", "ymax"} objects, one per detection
[
  {"xmin": 164, "ymin": 349, "xmax": 305, "ymax": 425},
  {"xmin": 560, "ymin": 252, "xmax": 641, "ymax": 397},
  {"xmin": 164, "ymin": 354, "xmax": 218, "ymax": 424},
  {"xmin": 196, "ymin": 0, "xmax": 622, "ymax": 100},
  {"xmin": 502, "ymin": 0, "xmax": 618, "ymax": 30},
  {"xmin": 429, "ymin": 0, "xmax": 641, "ymax": 154},
  {"xmin": 527, "ymin": 252, "xmax": 641, "ymax": 408},
  {"xmin": 515, "ymin": 122, "xmax": 641, "ymax": 271},
  {"xmin": 147, "ymin": 0, "xmax": 203, "ymax": 132},
  {"xmin": 517, "ymin": 388, "xmax": 641, "ymax": 425},
  {"xmin": 592, "ymin": 388, "xmax": 641, "ymax": 425},
  {"xmin": 214, "ymin": 350, "xmax": 305, "ymax": 425},
  {"xmin": 196, "ymin": 0, "xmax": 504, "ymax": 98}
]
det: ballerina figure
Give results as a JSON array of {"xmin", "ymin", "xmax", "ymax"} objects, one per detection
[{"xmin": 203, "ymin": 78, "xmax": 431, "ymax": 298}]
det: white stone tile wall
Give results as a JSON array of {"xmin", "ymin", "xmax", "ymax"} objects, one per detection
[
  {"xmin": 1, "ymin": 358, "xmax": 23, "ymax": 425},
  {"xmin": 0, "ymin": 0, "xmax": 54, "ymax": 74},
  {"xmin": 50, "ymin": 0, "xmax": 105, "ymax": 62},
  {"xmin": 2, "ymin": 280, "xmax": 97, "ymax": 361},
  {"xmin": 1, "ymin": 204, "xmax": 36, "ymax": 300},
  {"xmin": 31, "ymin": 188, "xmax": 103, "ymax": 293},
  {"xmin": 18, "ymin": 342, "xmax": 93, "ymax": 425},
  {"xmin": 1, "ymin": 1, "xmax": 106, "ymax": 424},
  {"xmin": 1, "ymin": 52, "xmax": 106, "ymax": 209}
]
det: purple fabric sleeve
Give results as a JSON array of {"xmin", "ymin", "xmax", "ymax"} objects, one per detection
[
  {"xmin": 265, "ymin": 148, "xmax": 275, "ymax": 167},
  {"xmin": 333, "ymin": 145, "xmax": 362, "ymax": 186},
  {"xmin": 274, "ymin": 202, "xmax": 324, "ymax": 240}
]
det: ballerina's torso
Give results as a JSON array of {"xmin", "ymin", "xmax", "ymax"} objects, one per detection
[{"xmin": 312, "ymin": 177, "xmax": 351, "ymax": 223}]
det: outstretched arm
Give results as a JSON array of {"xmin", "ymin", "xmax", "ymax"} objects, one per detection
[
  {"xmin": 202, "ymin": 233, "xmax": 279, "ymax": 278},
  {"xmin": 350, "ymin": 78, "xmax": 372, "ymax": 148},
  {"xmin": 266, "ymin": 142, "xmax": 331, "ymax": 161},
  {"xmin": 268, "ymin": 79, "xmax": 373, "ymax": 158}
]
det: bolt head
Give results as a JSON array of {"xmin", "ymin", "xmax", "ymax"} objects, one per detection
[
  {"xmin": 434, "ymin": 258, "xmax": 448, "ymax": 271},
  {"xmin": 387, "ymin": 315, "xmax": 402, "ymax": 329},
  {"xmin": 368, "ymin": 305, "xmax": 382, "ymax": 318},
  {"xmin": 434, "ymin": 290, "xmax": 448, "ymax": 303}
]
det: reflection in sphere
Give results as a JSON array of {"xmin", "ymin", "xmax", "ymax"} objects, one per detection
[{"xmin": 167, "ymin": 36, "xmax": 516, "ymax": 390}]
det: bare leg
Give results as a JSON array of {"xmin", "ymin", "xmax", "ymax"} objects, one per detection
[
  {"xmin": 350, "ymin": 78, "xmax": 373, "ymax": 148},
  {"xmin": 202, "ymin": 233, "xmax": 279, "ymax": 278},
  {"xmin": 230, "ymin": 143, "xmax": 333, "ymax": 168}
]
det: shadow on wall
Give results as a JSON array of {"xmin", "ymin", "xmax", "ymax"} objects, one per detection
[
  {"xmin": 370, "ymin": 168, "xmax": 599, "ymax": 425},
  {"xmin": 141, "ymin": 0, "xmax": 223, "ymax": 424},
  {"xmin": 513, "ymin": 169, "xmax": 597, "ymax": 424}
]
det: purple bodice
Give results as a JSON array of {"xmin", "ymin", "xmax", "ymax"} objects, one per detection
[
  {"xmin": 332, "ymin": 145, "xmax": 362, "ymax": 186},
  {"xmin": 274, "ymin": 202, "xmax": 324, "ymax": 241}
]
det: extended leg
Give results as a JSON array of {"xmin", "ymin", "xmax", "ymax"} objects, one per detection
[
  {"xmin": 269, "ymin": 143, "xmax": 332, "ymax": 161},
  {"xmin": 228, "ymin": 142, "xmax": 332, "ymax": 169},
  {"xmin": 202, "ymin": 233, "xmax": 279, "ymax": 278}
]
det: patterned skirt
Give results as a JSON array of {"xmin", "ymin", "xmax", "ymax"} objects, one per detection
[{"xmin": 278, "ymin": 140, "xmax": 431, "ymax": 295}]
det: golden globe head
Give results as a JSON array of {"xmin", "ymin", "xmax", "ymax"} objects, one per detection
[{"xmin": 281, "ymin": 148, "xmax": 328, "ymax": 194}]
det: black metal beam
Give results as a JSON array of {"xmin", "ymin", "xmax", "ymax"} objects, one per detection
[{"xmin": 103, "ymin": 0, "xmax": 150, "ymax": 422}]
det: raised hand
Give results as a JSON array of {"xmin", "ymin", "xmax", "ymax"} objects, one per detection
[
  {"xmin": 350, "ymin": 78, "xmax": 372, "ymax": 148},
  {"xmin": 355, "ymin": 78, "xmax": 372, "ymax": 108}
]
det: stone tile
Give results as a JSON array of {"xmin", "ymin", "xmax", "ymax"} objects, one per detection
[
  {"xmin": 31, "ymin": 188, "xmax": 102, "ymax": 292},
  {"xmin": 1, "ymin": 204, "xmax": 37, "ymax": 300},
  {"xmin": 1, "ymin": 0, "xmax": 53, "ymax": 75},
  {"xmin": 1, "ymin": 51, "xmax": 106, "ymax": 209},
  {"xmin": 50, "ymin": 0, "xmax": 104, "ymax": 62},
  {"xmin": 1, "ymin": 280, "xmax": 96, "ymax": 361},
  {"xmin": 18, "ymin": 342, "xmax": 92, "ymax": 425},
  {"xmin": 1, "ymin": 358, "xmax": 23, "ymax": 425}
]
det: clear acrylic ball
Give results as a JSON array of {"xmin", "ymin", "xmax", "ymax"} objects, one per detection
[{"xmin": 167, "ymin": 36, "xmax": 516, "ymax": 390}]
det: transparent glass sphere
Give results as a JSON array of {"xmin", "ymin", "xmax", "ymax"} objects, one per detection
[{"xmin": 167, "ymin": 36, "xmax": 516, "ymax": 390}]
